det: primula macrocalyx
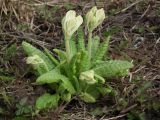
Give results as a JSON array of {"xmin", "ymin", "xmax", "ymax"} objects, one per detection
[
  {"xmin": 80, "ymin": 70, "xmax": 96, "ymax": 84},
  {"xmin": 62, "ymin": 10, "xmax": 83, "ymax": 39},
  {"xmin": 86, "ymin": 6, "xmax": 105, "ymax": 32}
]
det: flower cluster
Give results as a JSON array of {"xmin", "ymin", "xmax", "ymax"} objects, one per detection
[{"xmin": 62, "ymin": 6, "xmax": 105, "ymax": 39}]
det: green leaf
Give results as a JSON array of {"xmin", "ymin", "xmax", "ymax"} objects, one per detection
[
  {"xmin": 93, "ymin": 60, "xmax": 133, "ymax": 78},
  {"xmin": 94, "ymin": 74, "xmax": 105, "ymax": 84},
  {"xmin": 0, "ymin": 75, "xmax": 15, "ymax": 81},
  {"xmin": 53, "ymin": 49, "xmax": 66, "ymax": 61},
  {"xmin": 91, "ymin": 107, "xmax": 104, "ymax": 116},
  {"xmin": 19, "ymin": 97, "xmax": 27, "ymax": 106},
  {"xmin": 78, "ymin": 51, "xmax": 90, "ymax": 73},
  {"xmin": 36, "ymin": 93, "xmax": 59, "ymax": 110},
  {"xmin": 36, "ymin": 69, "xmax": 61, "ymax": 85},
  {"xmin": 64, "ymin": 3, "xmax": 76, "ymax": 10},
  {"xmin": 36, "ymin": 68, "xmax": 76, "ymax": 94},
  {"xmin": 77, "ymin": 28, "xmax": 85, "ymax": 51},
  {"xmin": 67, "ymin": 53, "xmax": 80, "ymax": 91},
  {"xmin": 61, "ymin": 92, "xmax": 72, "ymax": 102},
  {"xmin": 86, "ymin": 85, "xmax": 100, "ymax": 99},
  {"xmin": 4, "ymin": 43, "xmax": 17, "ymax": 60},
  {"xmin": 60, "ymin": 76, "xmax": 76, "ymax": 94},
  {"xmin": 93, "ymin": 36, "xmax": 110, "ymax": 62},
  {"xmin": 70, "ymin": 35, "xmax": 77, "ymax": 56},
  {"xmin": 69, "ymin": 53, "xmax": 80, "ymax": 75},
  {"xmin": 91, "ymin": 36, "xmax": 100, "ymax": 59},
  {"xmin": 22, "ymin": 42, "xmax": 55, "ymax": 74},
  {"xmin": 103, "ymin": 26, "xmax": 122, "ymax": 37},
  {"xmin": 26, "ymin": 55, "xmax": 50, "ymax": 74},
  {"xmin": 57, "ymin": 84, "xmax": 66, "ymax": 93},
  {"xmin": 80, "ymin": 92, "xmax": 96, "ymax": 103},
  {"xmin": 97, "ymin": 86, "xmax": 112, "ymax": 96},
  {"xmin": 44, "ymin": 48, "xmax": 59, "ymax": 65},
  {"xmin": 12, "ymin": 116, "xmax": 27, "ymax": 120},
  {"xmin": 0, "ymin": 107, "xmax": 4, "ymax": 114}
]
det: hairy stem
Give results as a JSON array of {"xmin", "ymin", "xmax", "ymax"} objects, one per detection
[
  {"xmin": 88, "ymin": 32, "xmax": 92, "ymax": 60},
  {"xmin": 65, "ymin": 38, "xmax": 71, "ymax": 62}
]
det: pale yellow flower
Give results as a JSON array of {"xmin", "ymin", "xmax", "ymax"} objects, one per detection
[
  {"xmin": 62, "ymin": 10, "xmax": 83, "ymax": 39},
  {"xmin": 26, "ymin": 55, "xmax": 44, "ymax": 65},
  {"xmin": 80, "ymin": 70, "xmax": 96, "ymax": 84},
  {"xmin": 86, "ymin": 6, "xmax": 105, "ymax": 32}
]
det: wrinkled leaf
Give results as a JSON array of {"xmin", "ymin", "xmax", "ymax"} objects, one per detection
[
  {"xmin": 61, "ymin": 92, "xmax": 72, "ymax": 102},
  {"xmin": 91, "ymin": 36, "xmax": 100, "ymax": 59},
  {"xmin": 80, "ymin": 92, "xmax": 96, "ymax": 103},
  {"xmin": 97, "ymin": 86, "xmax": 112, "ymax": 96},
  {"xmin": 44, "ymin": 48, "xmax": 59, "ymax": 65},
  {"xmin": 77, "ymin": 27, "xmax": 85, "ymax": 51},
  {"xmin": 36, "ymin": 93, "xmax": 59, "ymax": 110},
  {"xmin": 93, "ymin": 36, "xmax": 110, "ymax": 61},
  {"xmin": 22, "ymin": 42, "xmax": 55, "ymax": 75},
  {"xmin": 93, "ymin": 60, "xmax": 133, "ymax": 78},
  {"xmin": 53, "ymin": 49, "xmax": 66, "ymax": 61},
  {"xmin": 36, "ymin": 67, "xmax": 76, "ymax": 94},
  {"xmin": 36, "ymin": 69, "xmax": 61, "ymax": 85}
]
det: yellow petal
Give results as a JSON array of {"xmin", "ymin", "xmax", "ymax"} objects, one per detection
[
  {"xmin": 86, "ymin": 7, "xmax": 105, "ymax": 32},
  {"xmin": 65, "ymin": 10, "xmax": 76, "ymax": 21}
]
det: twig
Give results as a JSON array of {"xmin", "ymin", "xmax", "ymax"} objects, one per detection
[
  {"xmin": 115, "ymin": 0, "xmax": 144, "ymax": 14},
  {"xmin": 131, "ymin": 4, "xmax": 151, "ymax": 30},
  {"xmin": 120, "ymin": 104, "xmax": 137, "ymax": 113},
  {"xmin": 103, "ymin": 114, "xmax": 127, "ymax": 120},
  {"xmin": 133, "ymin": 66, "xmax": 146, "ymax": 74},
  {"xmin": 0, "ymin": 32, "xmax": 52, "ymax": 47}
]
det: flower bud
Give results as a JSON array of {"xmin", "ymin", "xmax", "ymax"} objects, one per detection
[
  {"xmin": 27, "ymin": 55, "xmax": 44, "ymax": 65},
  {"xmin": 62, "ymin": 10, "xmax": 83, "ymax": 40},
  {"xmin": 86, "ymin": 6, "xmax": 105, "ymax": 32},
  {"xmin": 79, "ymin": 70, "xmax": 96, "ymax": 84}
]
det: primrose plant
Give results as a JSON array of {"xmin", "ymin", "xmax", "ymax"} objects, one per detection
[{"xmin": 22, "ymin": 6, "xmax": 133, "ymax": 111}]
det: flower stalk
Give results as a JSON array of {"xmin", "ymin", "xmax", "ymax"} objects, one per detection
[
  {"xmin": 62, "ymin": 10, "xmax": 83, "ymax": 62},
  {"xmin": 85, "ymin": 6, "xmax": 105, "ymax": 60},
  {"xmin": 65, "ymin": 37, "xmax": 71, "ymax": 62},
  {"xmin": 88, "ymin": 31, "xmax": 92, "ymax": 60}
]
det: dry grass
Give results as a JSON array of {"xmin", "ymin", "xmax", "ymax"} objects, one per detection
[{"xmin": 0, "ymin": 0, "xmax": 34, "ymax": 24}]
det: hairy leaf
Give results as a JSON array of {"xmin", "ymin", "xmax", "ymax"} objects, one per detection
[
  {"xmin": 36, "ymin": 69, "xmax": 75, "ymax": 94},
  {"xmin": 91, "ymin": 36, "xmax": 100, "ymax": 59},
  {"xmin": 78, "ymin": 51, "xmax": 90, "ymax": 73},
  {"xmin": 4, "ymin": 43, "xmax": 17, "ymax": 60},
  {"xmin": 77, "ymin": 28, "xmax": 85, "ymax": 51},
  {"xmin": 61, "ymin": 92, "xmax": 72, "ymax": 102},
  {"xmin": 94, "ymin": 73, "xmax": 105, "ymax": 84},
  {"xmin": 22, "ymin": 42, "xmax": 55, "ymax": 74},
  {"xmin": 0, "ymin": 75, "xmax": 15, "ymax": 81},
  {"xmin": 70, "ymin": 35, "xmax": 77, "ymax": 56},
  {"xmin": 86, "ymin": 85, "xmax": 100, "ymax": 99},
  {"xmin": 80, "ymin": 92, "xmax": 96, "ymax": 103},
  {"xmin": 36, "ymin": 69, "xmax": 61, "ymax": 85},
  {"xmin": 27, "ymin": 55, "xmax": 50, "ymax": 74},
  {"xmin": 36, "ymin": 93, "xmax": 59, "ymax": 110},
  {"xmin": 70, "ymin": 53, "xmax": 80, "ymax": 75},
  {"xmin": 68, "ymin": 53, "xmax": 80, "ymax": 91},
  {"xmin": 93, "ymin": 36, "xmax": 110, "ymax": 61},
  {"xmin": 93, "ymin": 60, "xmax": 133, "ymax": 78},
  {"xmin": 53, "ymin": 49, "xmax": 66, "ymax": 61},
  {"xmin": 57, "ymin": 84, "xmax": 66, "ymax": 93},
  {"xmin": 44, "ymin": 48, "xmax": 59, "ymax": 65},
  {"xmin": 97, "ymin": 86, "xmax": 112, "ymax": 96},
  {"xmin": 60, "ymin": 75, "xmax": 76, "ymax": 94}
]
